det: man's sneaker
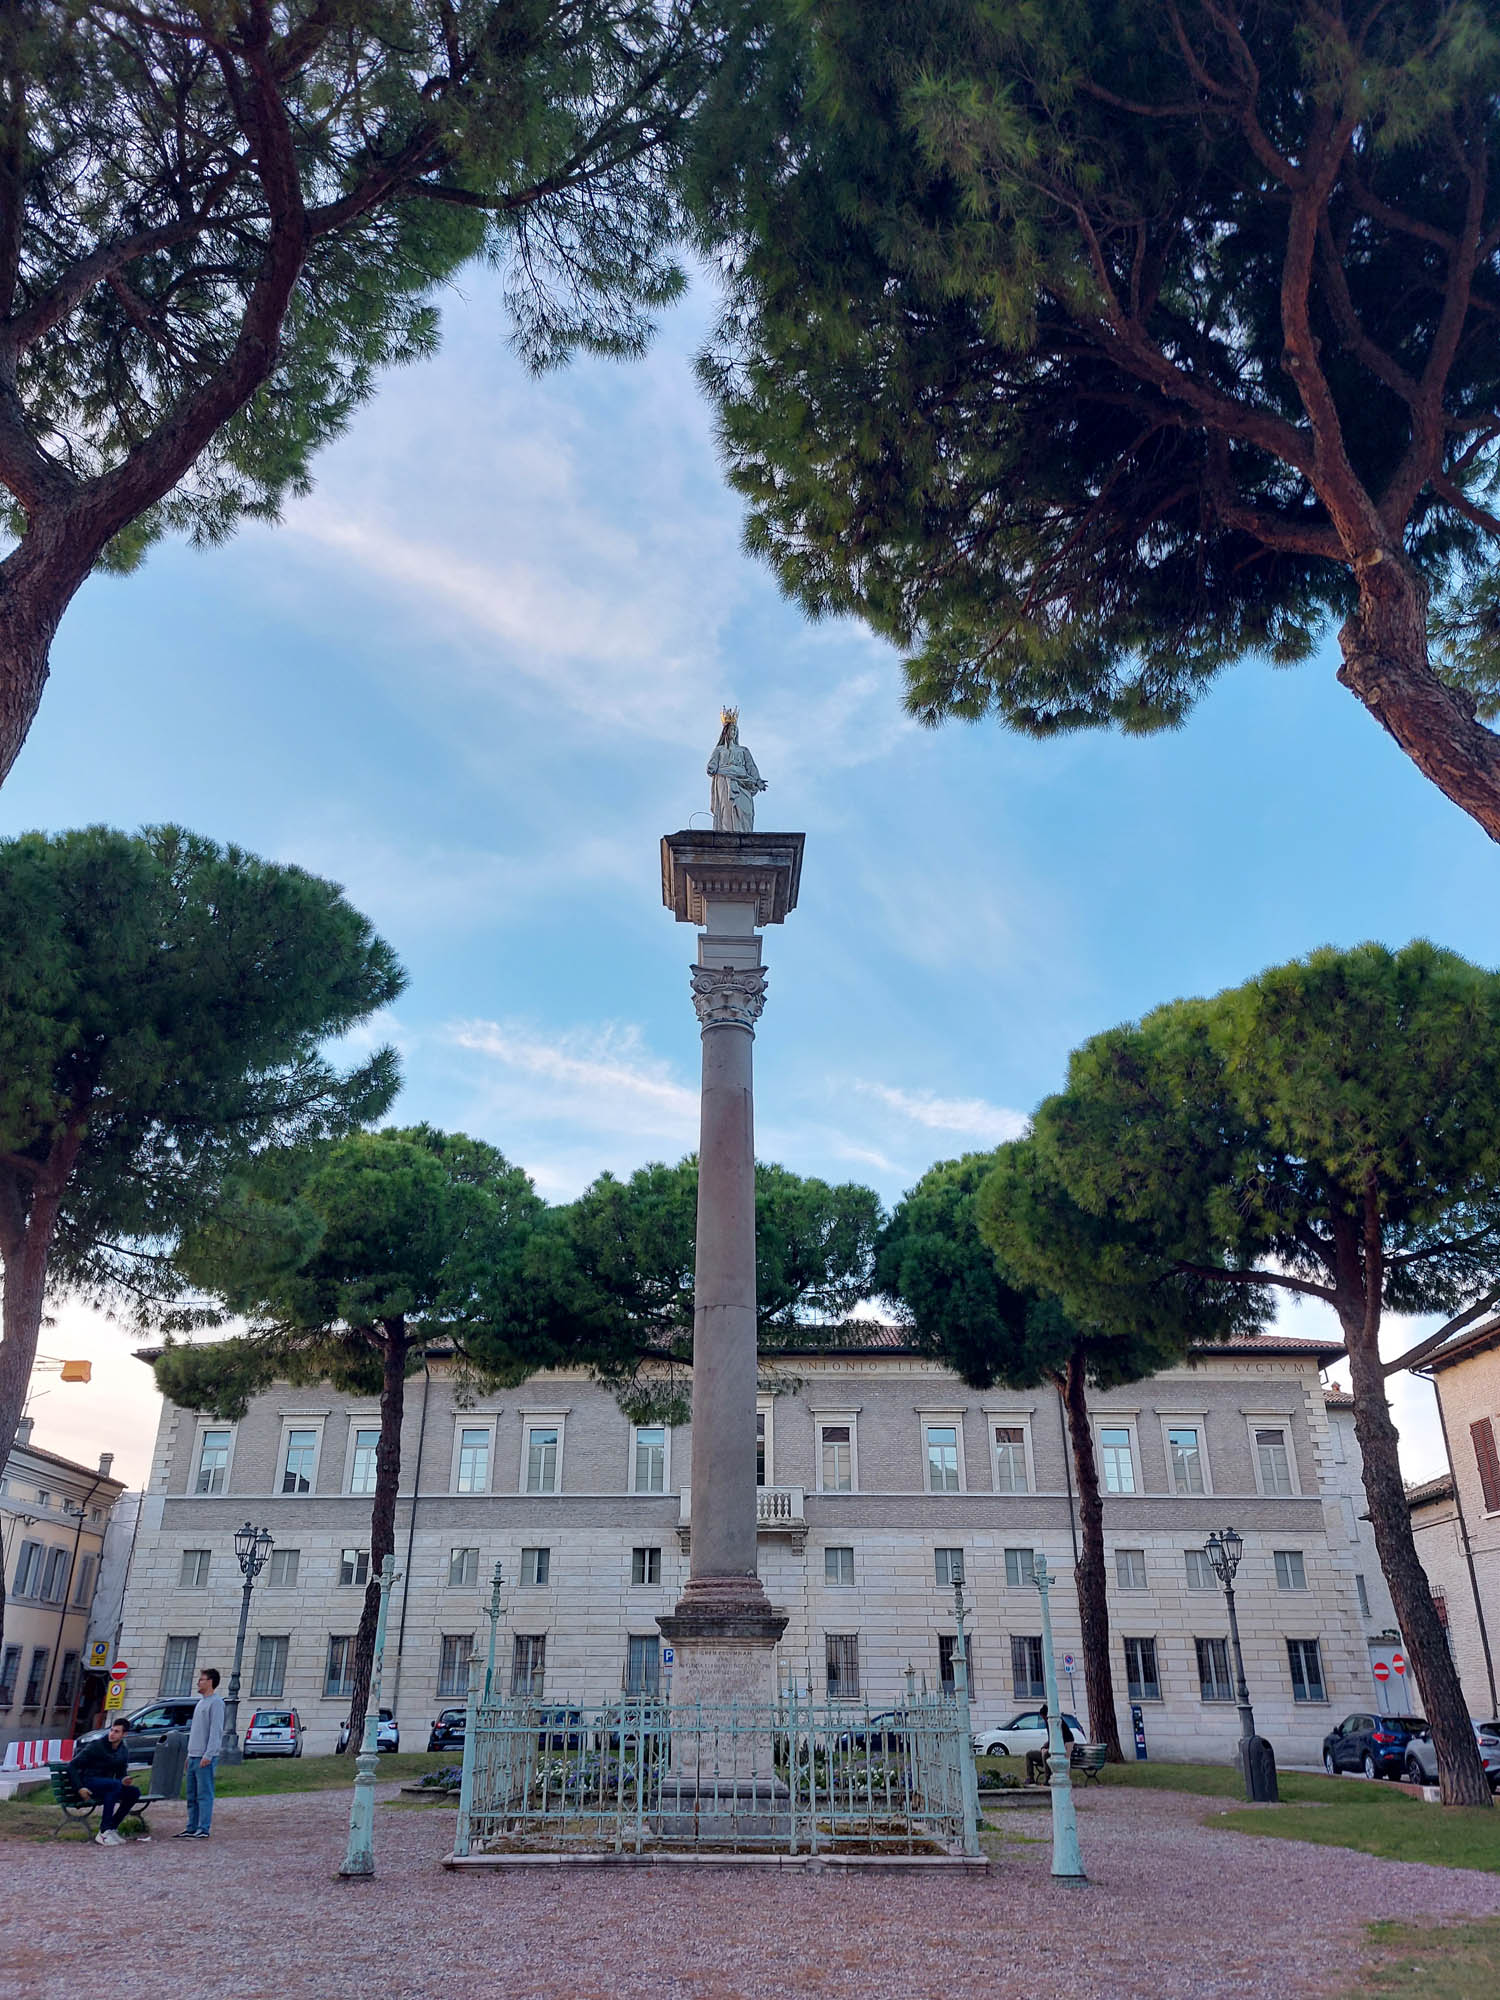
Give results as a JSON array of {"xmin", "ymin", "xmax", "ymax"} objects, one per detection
[
  {"xmin": 193, "ymin": 1829, "xmax": 211, "ymax": 1838},
  {"xmin": 94, "ymin": 1829, "xmax": 124, "ymax": 1845},
  {"xmin": 174, "ymin": 1829, "xmax": 199, "ymax": 1838}
]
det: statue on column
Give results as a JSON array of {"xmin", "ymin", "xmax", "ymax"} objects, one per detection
[{"xmin": 708, "ymin": 708, "xmax": 766, "ymax": 833}]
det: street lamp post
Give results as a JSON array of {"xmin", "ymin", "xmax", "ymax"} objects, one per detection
[
  {"xmin": 1032, "ymin": 1554, "xmax": 1086, "ymax": 1881},
  {"xmin": 1205, "ymin": 1527, "xmax": 1279, "ymax": 1803},
  {"xmin": 950, "ymin": 1573, "xmax": 983, "ymax": 1859},
  {"xmin": 221, "ymin": 1521, "xmax": 273, "ymax": 1766}
]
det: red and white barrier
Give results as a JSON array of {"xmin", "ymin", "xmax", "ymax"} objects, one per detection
[{"xmin": 1, "ymin": 1736, "xmax": 74, "ymax": 1771}]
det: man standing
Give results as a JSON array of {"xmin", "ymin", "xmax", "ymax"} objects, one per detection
[
  {"xmin": 69, "ymin": 1717, "xmax": 144, "ymax": 1845},
  {"xmin": 176, "ymin": 1667, "xmax": 225, "ymax": 1840}
]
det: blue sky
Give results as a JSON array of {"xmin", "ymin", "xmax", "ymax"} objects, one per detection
[{"xmin": 12, "ymin": 271, "xmax": 1494, "ymax": 1485}]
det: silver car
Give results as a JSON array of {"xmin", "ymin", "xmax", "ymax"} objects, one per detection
[
  {"xmin": 243, "ymin": 1707, "xmax": 303, "ymax": 1758},
  {"xmin": 1402, "ymin": 1720, "xmax": 1500, "ymax": 1790}
]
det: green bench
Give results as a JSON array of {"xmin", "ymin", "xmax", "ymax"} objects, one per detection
[{"xmin": 48, "ymin": 1762, "xmax": 158, "ymax": 1840}]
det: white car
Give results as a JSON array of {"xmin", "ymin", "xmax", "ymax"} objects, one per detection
[
  {"xmin": 336, "ymin": 1707, "xmax": 399, "ymax": 1753},
  {"xmin": 973, "ymin": 1709, "xmax": 1085, "ymax": 1758}
]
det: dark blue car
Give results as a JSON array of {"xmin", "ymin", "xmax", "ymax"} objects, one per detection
[{"xmin": 1322, "ymin": 1711, "xmax": 1426, "ymax": 1779}]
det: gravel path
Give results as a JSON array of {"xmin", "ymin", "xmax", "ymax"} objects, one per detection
[{"xmin": 4, "ymin": 1784, "xmax": 1498, "ymax": 2000}]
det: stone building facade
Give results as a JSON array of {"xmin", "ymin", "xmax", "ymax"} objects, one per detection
[
  {"xmin": 1408, "ymin": 1322, "xmax": 1500, "ymax": 1721},
  {"xmin": 118, "ymin": 1329, "xmax": 1372, "ymax": 1762}
]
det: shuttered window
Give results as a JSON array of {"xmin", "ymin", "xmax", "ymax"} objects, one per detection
[{"xmin": 1473, "ymin": 1417, "xmax": 1500, "ymax": 1513}]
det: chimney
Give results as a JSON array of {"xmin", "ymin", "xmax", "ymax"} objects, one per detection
[
  {"xmin": 15, "ymin": 1415, "xmax": 33, "ymax": 1448},
  {"xmin": 98, "ymin": 1452, "xmax": 114, "ymax": 1479}
]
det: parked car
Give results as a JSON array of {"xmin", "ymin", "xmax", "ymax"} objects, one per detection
[
  {"xmin": 76, "ymin": 1699, "xmax": 198, "ymax": 1767},
  {"xmin": 1322, "ymin": 1712, "xmax": 1426, "ymax": 1779},
  {"xmin": 1402, "ymin": 1721, "xmax": 1500, "ymax": 1790},
  {"xmin": 836, "ymin": 1712, "xmax": 910, "ymax": 1753},
  {"xmin": 973, "ymin": 1711, "xmax": 1086, "ymax": 1758},
  {"xmin": 427, "ymin": 1708, "xmax": 467, "ymax": 1754},
  {"xmin": 336, "ymin": 1708, "xmax": 400, "ymax": 1754},
  {"xmin": 243, "ymin": 1708, "xmax": 303, "ymax": 1758},
  {"xmin": 534, "ymin": 1707, "xmax": 587, "ymax": 1751}
]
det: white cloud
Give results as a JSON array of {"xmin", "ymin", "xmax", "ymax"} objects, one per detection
[{"xmin": 855, "ymin": 1081, "xmax": 1029, "ymax": 1145}]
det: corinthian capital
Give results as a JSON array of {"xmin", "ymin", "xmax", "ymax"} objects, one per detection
[{"xmin": 690, "ymin": 964, "xmax": 768, "ymax": 1032}]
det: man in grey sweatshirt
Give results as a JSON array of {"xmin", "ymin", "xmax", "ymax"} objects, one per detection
[{"xmin": 177, "ymin": 1667, "xmax": 225, "ymax": 1839}]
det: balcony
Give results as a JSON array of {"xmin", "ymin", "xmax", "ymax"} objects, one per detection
[{"xmin": 676, "ymin": 1486, "xmax": 807, "ymax": 1552}]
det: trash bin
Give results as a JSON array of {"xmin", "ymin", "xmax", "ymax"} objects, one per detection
[{"xmin": 149, "ymin": 1726, "xmax": 189, "ymax": 1802}]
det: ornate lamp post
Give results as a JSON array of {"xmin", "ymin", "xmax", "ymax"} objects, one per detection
[
  {"xmin": 339, "ymin": 1553, "xmax": 402, "ymax": 1878},
  {"xmin": 220, "ymin": 1521, "xmax": 273, "ymax": 1766},
  {"xmin": 1205, "ymin": 1527, "xmax": 1279, "ymax": 1803},
  {"xmin": 949, "ymin": 1573, "xmax": 983, "ymax": 1858},
  {"xmin": 1032, "ymin": 1554, "xmax": 1086, "ymax": 1880}
]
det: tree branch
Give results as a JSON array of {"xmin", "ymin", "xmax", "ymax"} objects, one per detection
[
  {"xmin": 1174, "ymin": 1259, "xmax": 1340, "ymax": 1305},
  {"xmin": 1385, "ymin": 1286, "xmax": 1500, "ymax": 1376}
]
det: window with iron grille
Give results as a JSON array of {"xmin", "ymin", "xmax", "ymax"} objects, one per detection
[
  {"xmin": 1185, "ymin": 1548, "xmax": 1217, "ymax": 1590},
  {"xmin": 280, "ymin": 1428, "xmax": 318, "ymax": 1495},
  {"xmin": 339, "ymin": 1548, "xmax": 369, "ymax": 1588},
  {"xmin": 268, "ymin": 1547, "xmax": 299, "ymax": 1588},
  {"xmin": 511, "ymin": 1634, "xmax": 546, "ymax": 1698},
  {"xmin": 1195, "ymin": 1637, "xmax": 1233, "ymax": 1701},
  {"xmin": 449, "ymin": 1547, "xmax": 479, "ymax": 1588},
  {"xmin": 162, "ymin": 1635, "xmax": 199, "ymax": 1697},
  {"xmin": 349, "ymin": 1427, "xmax": 380, "ymax": 1496},
  {"xmin": 55, "ymin": 1652, "xmax": 79, "ymax": 1711},
  {"xmin": 1123, "ymin": 1637, "xmax": 1160, "ymax": 1701},
  {"xmin": 925, "ymin": 1425, "xmax": 961, "ymax": 1493},
  {"xmin": 993, "ymin": 1425, "xmax": 1028, "ymax": 1493},
  {"xmin": 625, "ymin": 1635, "xmax": 661, "ymax": 1695},
  {"xmin": 825, "ymin": 1546, "xmax": 855, "ymax": 1587},
  {"xmin": 521, "ymin": 1546, "xmax": 550, "ymax": 1587},
  {"xmin": 1286, "ymin": 1637, "xmax": 1326, "ymax": 1702},
  {"xmin": 179, "ymin": 1548, "xmax": 211, "ymax": 1589},
  {"xmin": 631, "ymin": 1546, "xmax": 661, "ymax": 1586},
  {"xmin": 23, "ymin": 1648, "xmax": 48, "ymax": 1707},
  {"xmin": 934, "ymin": 1547, "xmax": 964, "ymax": 1588},
  {"xmin": 938, "ymin": 1632, "xmax": 973, "ymax": 1695},
  {"xmin": 438, "ymin": 1635, "xmax": 472, "ymax": 1698},
  {"xmin": 0, "ymin": 1644, "xmax": 20, "ymax": 1705},
  {"xmin": 1004, "ymin": 1547, "xmax": 1036, "ymax": 1588},
  {"xmin": 633, "ymin": 1427, "xmax": 666, "ymax": 1494},
  {"xmin": 252, "ymin": 1635, "xmax": 289, "ymax": 1698},
  {"xmin": 1116, "ymin": 1549, "xmax": 1148, "ymax": 1590},
  {"xmin": 324, "ymin": 1635, "xmax": 355, "ymax": 1698},
  {"xmin": 1274, "ymin": 1550, "xmax": 1307, "ymax": 1591},
  {"xmin": 825, "ymin": 1633, "xmax": 860, "ymax": 1701},
  {"xmin": 195, "ymin": 1429, "xmax": 230, "ymax": 1494},
  {"xmin": 1010, "ymin": 1635, "xmax": 1045, "ymax": 1700}
]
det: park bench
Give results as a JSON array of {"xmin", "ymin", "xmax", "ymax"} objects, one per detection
[
  {"xmin": 47, "ymin": 1762, "xmax": 158, "ymax": 1840},
  {"xmin": 1069, "ymin": 1742, "xmax": 1107, "ymax": 1784}
]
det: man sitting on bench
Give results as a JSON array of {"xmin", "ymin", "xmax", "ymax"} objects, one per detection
[
  {"xmin": 69, "ymin": 1718, "xmax": 144, "ymax": 1845},
  {"xmin": 1025, "ymin": 1707, "xmax": 1075, "ymax": 1785}
]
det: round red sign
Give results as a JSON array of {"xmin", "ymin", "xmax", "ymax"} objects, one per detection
[
  {"xmin": 1373, "ymin": 1660, "xmax": 1390, "ymax": 1681},
  {"xmin": 110, "ymin": 1660, "xmax": 128, "ymax": 1678},
  {"xmin": 1392, "ymin": 1653, "xmax": 1406, "ymax": 1675}
]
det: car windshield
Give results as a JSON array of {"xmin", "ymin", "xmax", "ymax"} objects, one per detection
[
  {"xmin": 253, "ymin": 1712, "xmax": 293, "ymax": 1728},
  {"xmin": 1476, "ymin": 1721, "xmax": 1500, "ymax": 1734},
  {"xmin": 1005, "ymin": 1713, "xmax": 1043, "ymax": 1728},
  {"xmin": 1385, "ymin": 1716, "xmax": 1425, "ymax": 1730}
]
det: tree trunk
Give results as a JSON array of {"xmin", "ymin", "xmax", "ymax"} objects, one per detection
[
  {"xmin": 1344, "ymin": 1319, "xmax": 1492, "ymax": 1807},
  {"xmin": 0, "ymin": 1179, "xmax": 65, "ymax": 1663},
  {"xmin": 1336, "ymin": 549, "xmax": 1500, "ymax": 847},
  {"xmin": 1060, "ymin": 1349, "xmax": 1125, "ymax": 1761},
  {"xmin": 346, "ymin": 1320, "xmax": 407, "ymax": 1748}
]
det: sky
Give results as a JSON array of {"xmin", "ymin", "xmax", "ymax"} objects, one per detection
[{"xmin": 10, "ymin": 269, "xmax": 1497, "ymax": 1491}]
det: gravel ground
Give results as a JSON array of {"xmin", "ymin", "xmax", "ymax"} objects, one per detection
[{"xmin": 4, "ymin": 1784, "xmax": 1499, "ymax": 2000}]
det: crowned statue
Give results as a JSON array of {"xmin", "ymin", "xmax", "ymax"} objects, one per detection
[{"xmin": 707, "ymin": 707, "xmax": 766, "ymax": 833}]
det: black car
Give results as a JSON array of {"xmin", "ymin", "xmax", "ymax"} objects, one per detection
[
  {"xmin": 535, "ymin": 1706, "xmax": 587, "ymax": 1751},
  {"xmin": 427, "ymin": 1708, "xmax": 467, "ymax": 1754},
  {"xmin": 76, "ymin": 1699, "xmax": 198, "ymax": 1767},
  {"xmin": 1323, "ymin": 1711, "xmax": 1427, "ymax": 1780}
]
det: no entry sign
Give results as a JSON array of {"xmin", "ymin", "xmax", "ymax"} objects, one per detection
[
  {"xmin": 110, "ymin": 1660, "xmax": 128, "ymax": 1679},
  {"xmin": 1373, "ymin": 1660, "xmax": 1390, "ymax": 1681},
  {"xmin": 1392, "ymin": 1653, "xmax": 1407, "ymax": 1676}
]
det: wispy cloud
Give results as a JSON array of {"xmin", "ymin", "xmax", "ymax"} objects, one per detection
[
  {"xmin": 856, "ymin": 1081, "xmax": 1029, "ymax": 1145},
  {"xmin": 451, "ymin": 1018, "xmax": 697, "ymax": 1118}
]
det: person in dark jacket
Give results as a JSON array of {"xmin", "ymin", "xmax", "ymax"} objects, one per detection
[
  {"xmin": 1025, "ymin": 1707, "xmax": 1076, "ymax": 1784},
  {"xmin": 70, "ymin": 1718, "xmax": 144, "ymax": 1845}
]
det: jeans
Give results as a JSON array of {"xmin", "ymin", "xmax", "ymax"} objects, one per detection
[
  {"xmin": 85, "ymin": 1776, "xmax": 142, "ymax": 1832},
  {"xmin": 185, "ymin": 1757, "xmax": 217, "ymax": 1833}
]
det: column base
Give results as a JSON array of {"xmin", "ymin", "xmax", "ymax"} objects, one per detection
[{"xmin": 657, "ymin": 1576, "xmax": 788, "ymax": 1709}]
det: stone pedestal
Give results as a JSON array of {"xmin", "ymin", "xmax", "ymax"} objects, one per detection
[{"xmin": 658, "ymin": 832, "xmax": 803, "ymax": 1701}]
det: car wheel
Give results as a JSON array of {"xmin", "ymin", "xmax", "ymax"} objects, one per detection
[
  {"xmin": 1363, "ymin": 1753, "xmax": 1379, "ymax": 1780},
  {"xmin": 1405, "ymin": 1759, "xmax": 1423, "ymax": 1784},
  {"xmin": 1324, "ymin": 1751, "xmax": 1336, "ymax": 1774}
]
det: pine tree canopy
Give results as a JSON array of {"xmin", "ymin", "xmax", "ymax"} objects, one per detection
[{"xmin": 692, "ymin": 1, "xmax": 1500, "ymax": 840}]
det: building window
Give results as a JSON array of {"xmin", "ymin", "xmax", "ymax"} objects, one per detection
[
  {"xmin": 938, "ymin": 1632, "xmax": 973, "ymax": 1695},
  {"xmin": 525, "ymin": 1426, "xmax": 560, "ymax": 1494},
  {"xmin": 1355, "ymin": 1574, "xmax": 1371, "ymax": 1619},
  {"xmin": 1274, "ymin": 1550, "xmax": 1307, "ymax": 1591},
  {"xmin": 1287, "ymin": 1637, "xmax": 1326, "ymax": 1702},
  {"xmin": 438, "ymin": 1635, "xmax": 472, "ymax": 1699},
  {"xmin": 933, "ymin": 1547, "xmax": 964, "ymax": 1589},
  {"xmin": 251, "ymin": 1635, "xmax": 289, "ymax": 1698},
  {"xmin": 825, "ymin": 1546, "xmax": 855, "ymax": 1587},
  {"xmin": 1004, "ymin": 1546, "xmax": 1036, "ymax": 1588},
  {"xmin": 162, "ymin": 1636, "xmax": 199, "ymax": 1697},
  {"xmin": 632, "ymin": 1426, "xmax": 666, "ymax": 1494},
  {"xmin": 72, "ymin": 1554, "xmax": 96, "ymax": 1606},
  {"xmin": 625, "ymin": 1635, "xmax": 661, "ymax": 1696},
  {"xmin": 448, "ymin": 1548, "xmax": 479, "ymax": 1589},
  {"xmin": 520, "ymin": 1546, "xmax": 551, "ymax": 1587},
  {"xmin": 992, "ymin": 1424, "xmax": 1029, "ymax": 1494},
  {"xmin": 1185, "ymin": 1548, "xmax": 1217, "ymax": 1590},
  {"xmin": 1099, "ymin": 1426, "xmax": 1137, "ymax": 1494},
  {"xmin": 280, "ymin": 1428, "xmax": 318, "ymax": 1495},
  {"xmin": 268, "ymin": 1548, "xmax": 300, "ymax": 1589},
  {"xmin": 324, "ymin": 1636, "xmax": 355, "ymax": 1698},
  {"xmin": 818, "ymin": 1423, "xmax": 854, "ymax": 1492},
  {"xmin": 456, "ymin": 1426, "xmax": 492, "ymax": 1495},
  {"xmin": 924, "ymin": 1424, "xmax": 961, "ymax": 1493},
  {"xmin": 1472, "ymin": 1417, "xmax": 1500, "ymax": 1512},
  {"xmin": 179, "ymin": 1549, "xmax": 211, "ymax": 1590},
  {"xmin": 1116, "ymin": 1549, "xmax": 1148, "ymax": 1591},
  {"xmin": 1010, "ymin": 1635, "xmax": 1046, "ymax": 1700},
  {"xmin": 1166, "ymin": 1426, "xmax": 1206, "ymax": 1495},
  {"xmin": 511, "ymin": 1634, "xmax": 546, "ymax": 1698},
  {"xmin": 41, "ymin": 1546, "xmax": 69, "ymax": 1602},
  {"xmin": 55, "ymin": 1652, "xmax": 80, "ymax": 1711},
  {"xmin": 349, "ymin": 1427, "xmax": 380, "ymax": 1496},
  {"xmin": 12, "ymin": 1540, "xmax": 42, "ymax": 1598},
  {"xmin": 631, "ymin": 1546, "xmax": 661, "ymax": 1587},
  {"xmin": 756, "ymin": 1410, "xmax": 768, "ymax": 1487},
  {"xmin": 1255, "ymin": 1426, "xmax": 1295, "ymax": 1497},
  {"xmin": 36, "ymin": 1490, "xmax": 51, "ymax": 1510},
  {"xmin": 0, "ymin": 1645, "xmax": 19, "ymax": 1706},
  {"xmin": 339, "ymin": 1548, "xmax": 370, "ymax": 1588},
  {"xmin": 23, "ymin": 1649, "xmax": 49, "ymax": 1707},
  {"xmin": 1123, "ymin": 1637, "xmax": 1161, "ymax": 1701},
  {"xmin": 1195, "ymin": 1637, "xmax": 1233, "ymax": 1702},
  {"xmin": 196, "ymin": 1429, "xmax": 231, "ymax": 1495},
  {"xmin": 825, "ymin": 1634, "xmax": 860, "ymax": 1701}
]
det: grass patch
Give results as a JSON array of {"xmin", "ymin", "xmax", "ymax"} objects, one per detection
[{"xmin": 1347, "ymin": 1917, "xmax": 1500, "ymax": 1997}]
